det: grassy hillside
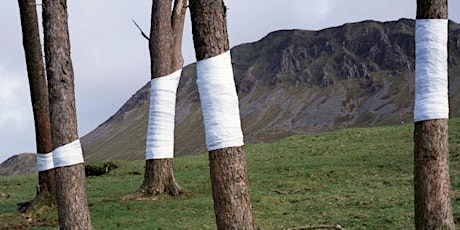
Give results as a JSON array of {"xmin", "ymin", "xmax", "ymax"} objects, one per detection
[
  {"xmin": 1, "ymin": 119, "xmax": 460, "ymax": 229},
  {"xmin": 82, "ymin": 19, "xmax": 460, "ymax": 162}
]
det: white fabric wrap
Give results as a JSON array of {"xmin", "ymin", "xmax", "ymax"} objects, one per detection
[
  {"xmin": 145, "ymin": 69, "xmax": 181, "ymax": 159},
  {"xmin": 414, "ymin": 19, "xmax": 449, "ymax": 122},
  {"xmin": 37, "ymin": 152, "xmax": 54, "ymax": 172},
  {"xmin": 197, "ymin": 51, "xmax": 244, "ymax": 151},
  {"xmin": 52, "ymin": 139, "xmax": 84, "ymax": 168}
]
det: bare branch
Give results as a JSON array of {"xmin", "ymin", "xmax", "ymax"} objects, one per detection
[
  {"xmin": 269, "ymin": 187, "xmax": 311, "ymax": 195},
  {"xmin": 132, "ymin": 19, "xmax": 149, "ymax": 41},
  {"xmin": 269, "ymin": 189, "xmax": 288, "ymax": 195},
  {"xmin": 171, "ymin": 0, "xmax": 188, "ymax": 69},
  {"xmin": 283, "ymin": 224, "xmax": 345, "ymax": 230},
  {"xmin": 172, "ymin": 0, "xmax": 185, "ymax": 18},
  {"xmin": 171, "ymin": 0, "xmax": 188, "ymax": 29}
]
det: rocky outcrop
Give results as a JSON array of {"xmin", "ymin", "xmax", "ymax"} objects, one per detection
[{"xmin": 81, "ymin": 18, "xmax": 460, "ymax": 162}]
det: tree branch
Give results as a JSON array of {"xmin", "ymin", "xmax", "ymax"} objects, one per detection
[
  {"xmin": 171, "ymin": 0, "xmax": 188, "ymax": 69},
  {"xmin": 284, "ymin": 224, "xmax": 345, "ymax": 230},
  {"xmin": 172, "ymin": 0, "xmax": 187, "ymax": 20},
  {"xmin": 132, "ymin": 19, "xmax": 149, "ymax": 41},
  {"xmin": 270, "ymin": 187, "xmax": 311, "ymax": 195}
]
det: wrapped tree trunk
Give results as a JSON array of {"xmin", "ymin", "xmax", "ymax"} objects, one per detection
[
  {"xmin": 189, "ymin": 0, "xmax": 255, "ymax": 229},
  {"xmin": 137, "ymin": 0, "xmax": 187, "ymax": 197},
  {"xmin": 42, "ymin": 0, "xmax": 92, "ymax": 229},
  {"xmin": 414, "ymin": 0, "xmax": 454, "ymax": 228},
  {"xmin": 17, "ymin": 0, "xmax": 55, "ymax": 213}
]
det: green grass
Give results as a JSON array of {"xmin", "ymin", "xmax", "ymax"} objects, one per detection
[{"xmin": 1, "ymin": 119, "xmax": 460, "ymax": 229}]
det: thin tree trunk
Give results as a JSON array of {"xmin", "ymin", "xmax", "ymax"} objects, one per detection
[
  {"xmin": 42, "ymin": 0, "xmax": 91, "ymax": 229},
  {"xmin": 189, "ymin": 1, "xmax": 254, "ymax": 229},
  {"xmin": 17, "ymin": 0, "xmax": 55, "ymax": 213},
  {"xmin": 137, "ymin": 0, "xmax": 187, "ymax": 197},
  {"xmin": 414, "ymin": 0, "xmax": 454, "ymax": 229}
]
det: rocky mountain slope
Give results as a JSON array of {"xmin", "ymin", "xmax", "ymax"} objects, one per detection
[
  {"xmin": 0, "ymin": 153, "xmax": 36, "ymax": 176},
  {"xmin": 81, "ymin": 18, "xmax": 460, "ymax": 162}
]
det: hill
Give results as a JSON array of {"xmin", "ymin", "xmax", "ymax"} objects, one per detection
[
  {"xmin": 81, "ymin": 18, "xmax": 460, "ymax": 162},
  {"xmin": 1, "ymin": 119, "xmax": 459, "ymax": 229},
  {"xmin": 0, "ymin": 153, "xmax": 36, "ymax": 176}
]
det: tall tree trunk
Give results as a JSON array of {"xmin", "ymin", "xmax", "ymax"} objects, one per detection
[
  {"xmin": 42, "ymin": 0, "xmax": 92, "ymax": 229},
  {"xmin": 189, "ymin": 1, "xmax": 254, "ymax": 229},
  {"xmin": 414, "ymin": 0, "xmax": 454, "ymax": 229},
  {"xmin": 414, "ymin": 120, "xmax": 454, "ymax": 228},
  {"xmin": 137, "ymin": 0, "xmax": 187, "ymax": 197},
  {"xmin": 17, "ymin": 0, "xmax": 55, "ymax": 213}
]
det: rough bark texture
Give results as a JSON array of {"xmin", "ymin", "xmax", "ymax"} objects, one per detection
[
  {"xmin": 17, "ymin": 0, "xmax": 55, "ymax": 213},
  {"xmin": 416, "ymin": 0, "xmax": 448, "ymax": 19},
  {"xmin": 414, "ymin": 1, "xmax": 454, "ymax": 229},
  {"xmin": 189, "ymin": 0, "xmax": 229, "ymax": 60},
  {"xmin": 149, "ymin": 0, "xmax": 186, "ymax": 77},
  {"xmin": 414, "ymin": 120, "xmax": 454, "ymax": 229},
  {"xmin": 140, "ymin": 159, "xmax": 181, "ymax": 196},
  {"xmin": 190, "ymin": 1, "xmax": 255, "ymax": 229},
  {"xmin": 138, "ymin": 0, "xmax": 187, "ymax": 197},
  {"xmin": 209, "ymin": 147, "xmax": 254, "ymax": 229},
  {"xmin": 149, "ymin": 0, "xmax": 174, "ymax": 77},
  {"xmin": 42, "ymin": 0, "xmax": 92, "ymax": 229}
]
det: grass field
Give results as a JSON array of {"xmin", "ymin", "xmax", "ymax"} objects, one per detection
[{"xmin": 1, "ymin": 119, "xmax": 459, "ymax": 229}]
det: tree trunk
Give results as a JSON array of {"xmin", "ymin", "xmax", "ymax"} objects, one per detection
[
  {"xmin": 17, "ymin": 0, "xmax": 55, "ymax": 213},
  {"xmin": 209, "ymin": 147, "xmax": 254, "ymax": 229},
  {"xmin": 190, "ymin": 1, "xmax": 255, "ymax": 229},
  {"xmin": 42, "ymin": 0, "xmax": 92, "ymax": 229},
  {"xmin": 140, "ymin": 159, "xmax": 181, "ymax": 196},
  {"xmin": 414, "ymin": 0, "xmax": 454, "ymax": 229},
  {"xmin": 414, "ymin": 120, "xmax": 454, "ymax": 229},
  {"xmin": 189, "ymin": 0, "xmax": 229, "ymax": 61},
  {"xmin": 137, "ymin": 0, "xmax": 187, "ymax": 197}
]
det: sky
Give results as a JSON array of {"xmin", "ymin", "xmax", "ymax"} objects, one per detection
[{"xmin": 0, "ymin": 0, "xmax": 459, "ymax": 163}]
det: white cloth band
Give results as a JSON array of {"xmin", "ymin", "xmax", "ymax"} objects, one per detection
[
  {"xmin": 146, "ymin": 69, "xmax": 181, "ymax": 159},
  {"xmin": 414, "ymin": 19, "xmax": 449, "ymax": 122},
  {"xmin": 197, "ymin": 51, "xmax": 244, "ymax": 151},
  {"xmin": 36, "ymin": 152, "xmax": 54, "ymax": 172},
  {"xmin": 53, "ymin": 139, "xmax": 84, "ymax": 168}
]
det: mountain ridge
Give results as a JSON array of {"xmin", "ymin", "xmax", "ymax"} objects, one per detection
[
  {"xmin": 80, "ymin": 18, "xmax": 460, "ymax": 162},
  {"xmin": 2, "ymin": 18, "xmax": 458, "ymax": 170}
]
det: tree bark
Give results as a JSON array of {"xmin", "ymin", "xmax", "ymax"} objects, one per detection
[
  {"xmin": 417, "ymin": 0, "xmax": 448, "ymax": 19},
  {"xmin": 189, "ymin": 1, "xmax": 255, "ymax": 229},
  {"xmin": 42, "ymin": 0, "xmax": 92, "ymax": 229},
  {"xmin": 17, "ymin": 0, "xmax": 55, "ymax": 213},
  {"xmin": 414, "ymin": 0, "xmax": 454, "ymax": 229},
  {"xmin": 138, "ymin": 0, "xmax": 187, "ymax": 197},
  {"xmin": 189, "ymin": 0, "xmax": 229, "ymax": 60},
  {"xmin": 209, "ymin": 147, "xmax": 254, "ymax": 229},
  {"xmin": 140, "ymin": 159, "xmax": 181, "ymax": 196},
  {"xmin": 414, "ymin": 120, "xmax": 454, "ymax": 229}
]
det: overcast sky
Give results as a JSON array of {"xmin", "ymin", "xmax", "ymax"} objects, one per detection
[{"xmin": 1, "ymin": 0, "xmax": 459, "ymax": 163}]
